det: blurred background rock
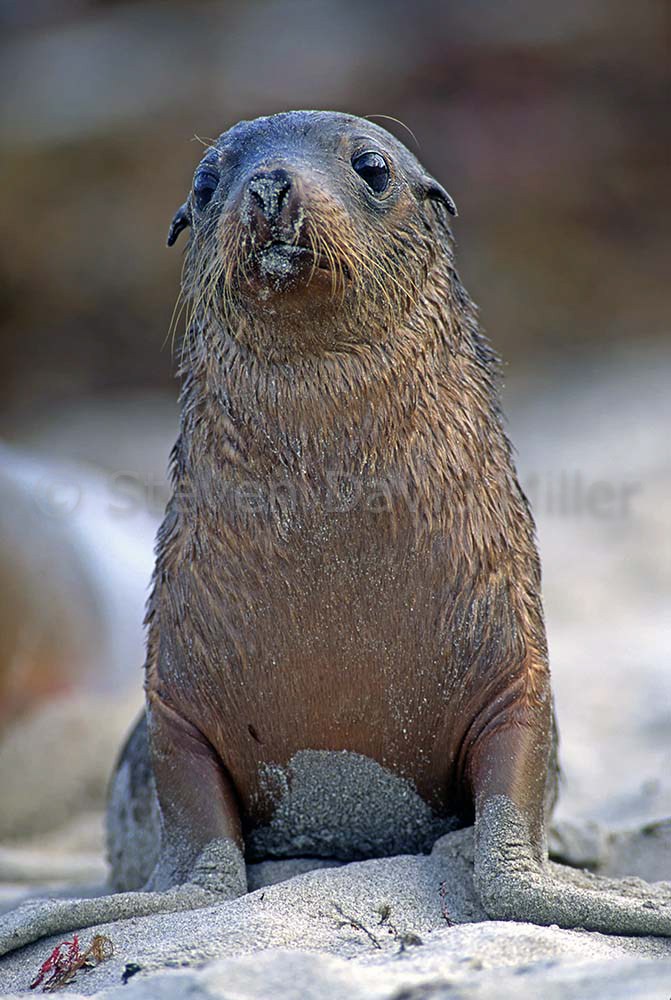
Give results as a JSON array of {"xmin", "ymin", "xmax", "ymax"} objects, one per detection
[{"xmin": 0, "ymin": 0, "xmax": 668, "ymax": 870}]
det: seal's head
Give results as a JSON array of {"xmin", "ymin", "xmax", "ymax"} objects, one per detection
[{"xmin": 168, "ymin": 111, "xmax": 457, "ymax": 358}]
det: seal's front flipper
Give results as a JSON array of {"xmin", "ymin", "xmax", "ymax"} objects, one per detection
[
  {"xmin": 471, "ymin": 722, "xmax": 671, "ymax": 937},
  {"xmin": 0, "ymin": 837, "xmax": 246, "ymax": 957},
  {"xmin": 143, "ymin": 687, "xmax": 245, "ymax": 890}
]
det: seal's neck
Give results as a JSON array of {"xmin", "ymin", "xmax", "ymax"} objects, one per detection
[{"xmin": 175, "ymin": 264, "xmax": 502, "ymax": 482}]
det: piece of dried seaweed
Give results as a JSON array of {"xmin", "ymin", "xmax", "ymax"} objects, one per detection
[{"xmin": 29, "ymin": 933, "xmax": 113, "ymax": 992}]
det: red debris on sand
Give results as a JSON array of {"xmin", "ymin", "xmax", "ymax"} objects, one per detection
[{"xmin": 29, "ymin": 933, "xmax": 113, "ymax": 992}]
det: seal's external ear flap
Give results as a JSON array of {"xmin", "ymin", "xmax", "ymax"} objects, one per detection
[
  {"xmin": 422, "ymin": 177, "xmax": 458, "ymax": 218},
  {"xmin": 167, "ymin": 202, "xmax": 192, "ymax": 247}
]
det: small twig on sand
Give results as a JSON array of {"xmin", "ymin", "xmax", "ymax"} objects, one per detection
[
  {"xmin": 333, "ymin": 903, "xmax": 382, "ymax": 948},
  {"xmin": 438, "ymin": 880, "xmax": 454, "ymax": 925}
]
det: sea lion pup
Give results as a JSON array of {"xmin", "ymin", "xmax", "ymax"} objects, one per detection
[{"xmin": 1, "ymin": 110, "xmax": 669, "ymax": 955}]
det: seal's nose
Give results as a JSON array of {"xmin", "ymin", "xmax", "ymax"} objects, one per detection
[{"xmin": 247, "ymin": 168, "xmax": 293, "ymax": 225}]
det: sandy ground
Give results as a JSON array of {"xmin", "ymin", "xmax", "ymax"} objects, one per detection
[{"xmin": 0, "ymin": 347, "xmax": 669, "ymax": 997}]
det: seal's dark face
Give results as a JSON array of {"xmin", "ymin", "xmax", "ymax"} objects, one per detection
[{"xmin": 168, "ymin": 111, "xmax": 456, "ymax": 356}]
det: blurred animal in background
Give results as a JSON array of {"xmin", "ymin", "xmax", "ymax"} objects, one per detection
[{"xmin": 0, "ymin": 444, "xmax": 156, "ymax": 844}]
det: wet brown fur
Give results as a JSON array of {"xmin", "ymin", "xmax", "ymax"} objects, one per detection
[{"xmin": 145, "ymin": 111, "xmax": 554, "ymax": 844}]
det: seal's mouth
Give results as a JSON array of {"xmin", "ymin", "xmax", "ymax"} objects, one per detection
[
  {"xmin": 265, "ymin": 242, "xmax": 330, "ymax": 268},
  {"xmin": 256, "ymin": 241, "xmax": 351, "ymax": 284}
]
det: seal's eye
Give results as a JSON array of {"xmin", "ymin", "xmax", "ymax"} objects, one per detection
[
  {"xmin": 352, "ymin": 151, "xmax": 390, "ymax": 195},
  {"xmin": 193, "ymin": 169, "xmax": 219, "ymax": 211}
]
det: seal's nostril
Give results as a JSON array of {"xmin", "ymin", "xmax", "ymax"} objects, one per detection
[
  {"xmin": 247, "ymin": 169, "xmax": 292, "ymax": 222},
  {"xmin": 276, "ymin": 181, "xmax": 290, "ymax": 212}
]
